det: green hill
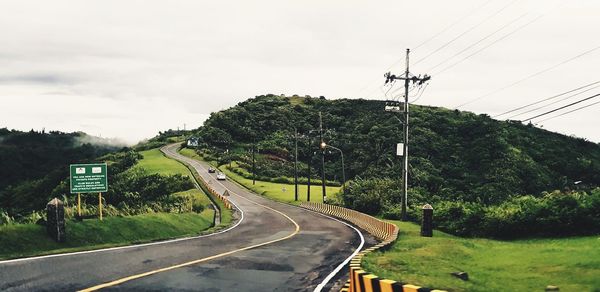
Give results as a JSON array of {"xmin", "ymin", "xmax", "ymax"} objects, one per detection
[{"xmin": 190, "ymin": 94, "xmax": 600, "ymax": 237}]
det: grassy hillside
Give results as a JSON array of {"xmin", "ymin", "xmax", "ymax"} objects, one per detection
[
  {"xmin": 363, "ymin": 221, "xmax": 600, "ymax": 291},
  {"xmin": 134, "ymin": 148, "xmax": 192, "ymax": 177},
  {"xmin": 0, "ymin": 212, "xmax": 214, "ymax": 260}
]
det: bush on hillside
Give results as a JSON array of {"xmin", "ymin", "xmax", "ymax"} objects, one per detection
[
  {"xmin": 342, "ymin": 176, "xmax": 600, "ymax": 238},
  {"xmin": 429, "ymin": 189, "xmax": 600, "ymax": 238}
]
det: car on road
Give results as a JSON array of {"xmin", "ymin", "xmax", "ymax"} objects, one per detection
[
  {"xmin": 208, "ymin": 167, "xmax": 216, "ymax": 173},
  {"xmin": 216, "ymin": 172, "xmax": 226, "ymax": 180}
]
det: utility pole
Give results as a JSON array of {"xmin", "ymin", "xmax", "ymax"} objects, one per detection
[
  {"xmin": 384, "ymin": 48, "xmax": 431, "ymax": 221},
  {"xmin": 306, "ymin": 135, "xmax": 311, "ymax": 202},
  {"xmin": 319, "ymin": 111, "xmax": 326, "ymax": 202},
  {"xmin": 294, "ymin": 127, "xmax": 298, "ymax": 201},
  {"xmin": 252, "ymin": 138, "xmax": 256, "ymax": 185},
  {"xmin": 321, "ymin": 142, "xmax": 345, "ymax": 195}
]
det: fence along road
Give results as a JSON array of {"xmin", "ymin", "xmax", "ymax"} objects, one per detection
[{"xmin": 0, "ymin": 143, "xmax": 362, "ymax": 291}]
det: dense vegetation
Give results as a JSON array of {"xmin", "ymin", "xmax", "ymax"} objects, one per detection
[
  {"xmin": 0, "ymin": 129, "xmax": 125, "ymax": 219},
  {"xmin": 0, "ymin": 129, "xmax": 221, "ymax": 259},
  {"xmin": 133, "ymin": 129, "xmax": 190, "ymax": 151},
  {"xmin": 190, "ymin": 94, "xmax": 600, "ymax": 237},
  {"xmin": 0, "ymin": 129, "xmax": 208, "ymax": 225}
]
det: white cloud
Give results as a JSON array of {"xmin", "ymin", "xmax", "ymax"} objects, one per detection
[{"xmin": 0, "ymin": 0, "xmax": 598, "ymax": 142}]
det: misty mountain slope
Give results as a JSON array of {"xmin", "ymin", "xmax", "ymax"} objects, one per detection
[{"xmin": 0, "ymin": 128, "xmax": 124, "ymax": 213}]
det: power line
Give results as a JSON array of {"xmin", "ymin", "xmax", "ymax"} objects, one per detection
[
  {"xmin": 434, "ymin": 1, "xmax": 563, "ymax": 77},
  {"xmin": 521, "ymin": 93, "xmax": 600, "ymax": 122},
  {"xmin": 455, "ymin": 45, "xmax": 600, "ymax": 109},
  {"xmin": 427, "ymin": 12, "xmax": 528, "ymax": 72},
  {"xmin": 536, "ymin": 100, "xmax": 600, "ymax": 123},
  {"xmin": 413, "ymin": 0, "xmax": 519, "ymax": 66},
  {"xmin": 494, "ymin": 80, "xmax": 600, "ymax": 118},
  {"xmin": 413, "ymin": 0, "xmax": 494, "ymax": 50},
  {"xmin": 505, "ymin": 84, "xmax": 600, "ymax": 119},
  {"xmin": 410, "ymin": 83, "xmax": 430, "ymax": 103},
  {"xmin": 350, "ymin": 1, "xmax": 493, "ymax": 98},
  {"xmin": 436, "ymin": 13, "xmax": 545, "ymax": 79}
]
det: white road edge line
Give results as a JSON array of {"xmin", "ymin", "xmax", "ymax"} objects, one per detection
[
  {"xmin": 307, "ymin": 209, "xmax": 365, "ymax": 292},
  {"xmin": 175, "ymin": 145, "xmax": 367, "ymax": 292},
  {"xmin": 0, "ymin": 149, "xmax": 245, "ymax": 265},
  {"xmin": 207, "ymin": 155, "xmax": 366, "ymax": 292}
]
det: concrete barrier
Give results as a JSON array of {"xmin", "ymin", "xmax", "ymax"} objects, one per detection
[{"xmin": 300, "ymin": 202, "xmax": 447, "ymax": 292}]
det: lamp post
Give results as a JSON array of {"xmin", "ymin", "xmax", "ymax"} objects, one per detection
[
  {"xmin": 320, "ymin": 142, "xmax": 346, "ymax": 194},
  {"xmin": 252, "ymin": 142, "xmax": 256, "ymax": 185},
  {"xmin": 306, "ymin": 135, "xmax": 311, "ymax": 202},
  {"xmin": 301, "ymin": 131, "xmax": 318, "ymax": 202},
  {"xmin": 293, "ymin": 127, "xmax": 298, "ymax": 201}
]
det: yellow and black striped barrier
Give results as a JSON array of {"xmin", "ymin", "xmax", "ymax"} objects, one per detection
[
  {"xmin": 300, "ymin": 202, "xmax": 447, "ymax": 292},
  {"xmin": 205, "ymin": 185, "xmax": 233, "ymax": 209}
]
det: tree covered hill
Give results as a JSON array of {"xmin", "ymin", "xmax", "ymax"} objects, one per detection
[{"xmin": 194, "ymin": 94, "xmax": 600, "ymax": 205}]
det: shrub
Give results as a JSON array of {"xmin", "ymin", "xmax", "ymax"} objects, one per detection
[{"xmin": 431, "ymin": 189, "xmax": 600, "ymax": 238}]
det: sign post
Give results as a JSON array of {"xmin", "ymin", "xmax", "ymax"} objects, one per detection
[
  {"xmin": 98, "ymin": 193, "xmax": 103, "ymax": 220},
  {"xmin": 70, "ymin": 163, "xmax": 108, "ymax": 220}
]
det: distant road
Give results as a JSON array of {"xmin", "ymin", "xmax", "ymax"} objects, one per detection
[{"xmin": 0, "ymin": 143, "xmax": 363, "ymax": 291}]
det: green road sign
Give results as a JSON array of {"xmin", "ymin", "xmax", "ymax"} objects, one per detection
[{"xmin": 70, "ymin": 163, "xmax": 108, "ymax": 193}]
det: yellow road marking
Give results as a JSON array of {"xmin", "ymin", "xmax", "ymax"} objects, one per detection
[{"xmin": 79, "ymin": 189, "xmax": 300, "ymax": 291}]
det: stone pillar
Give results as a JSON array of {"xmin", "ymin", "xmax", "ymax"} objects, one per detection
[
  {"xmin": 47, "ymin": 198, "xmax": 66, "ymax": 242},
  {"xmin": 421, "ymin": 204, "xmax": 433, "ymax": 237}
]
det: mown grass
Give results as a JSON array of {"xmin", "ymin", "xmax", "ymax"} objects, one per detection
[
  {"xmin": 363, "ymin": 221, "xmax": 600, "ymax": 292},
  {"xmin": 220, "ymin": 164, "xmax": 340, "ymax": 204},
  {"xmin": 134, "ymin": 148, "xmax": 192, "ymax": 177},
  {"xmin": 179, "ymin": 148, "xmax": 202, "ymax": 160},
  {"xmin": 171, "ymin": 189, "xmax": 212, "ymax": 209},
  {"xmin": 136, "ymin": 148, "xmax": 221, "ymax": 221},
  {"xmin": 0, "ymin": 211, "xmax": 214, "ymax": 260},
  {"xmin": 178, "ymin": 148, "xmax": 341, "ymax": 204}
]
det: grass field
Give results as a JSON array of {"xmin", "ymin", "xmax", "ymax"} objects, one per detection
[
  {"xmin": 134, "ymin": 148, "xmax": 192, "ymax": 177},
  {"xmin": 363, "ymin": 221, "xmax": 600, "ymax": 292},
  {"xmin": 179, "ymin": 148, "xmax": 203, "ymax": 161},
  {"xmin": 0, "ymin": 211, "xmax": 214, "ymax": 260},
  {"xmin": 171, "ymin": 189, "xmax": 212, "ymax": 208},
  {"xmin": 178, "ymin": 148, "xmax": 341, "ymax": 204},
  {"xmin": 220, "ymin": 165, "xmax": 340, "ymax": 204}
]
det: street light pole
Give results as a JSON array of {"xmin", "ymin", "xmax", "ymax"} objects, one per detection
[
  {"xmin": 252, "ymin": 138, "xmax": 256, "ymax": 185},
  {"xmin": 319, "ymin": 112, "xmax": 327, "ymax": 202},
  {"xmin": 306, "ymin": 135, "xmax": 311, "ymax": 202},
  {"xmin": 321, "ymin": 142, "xmax": 346, "ymax": 194},
  {"xmin": 294, "ymin": 127, "xmax": 298, "ymax": 201}
]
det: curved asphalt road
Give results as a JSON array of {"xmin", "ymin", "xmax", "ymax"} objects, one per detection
[{"xmin": 0, "ymin": 144, "xmax": 363, "ymax": 291}]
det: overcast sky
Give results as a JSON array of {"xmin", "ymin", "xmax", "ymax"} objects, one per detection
[{"xmin": 1, "ymin": 0, "xmax": 599, "ymax": 144}]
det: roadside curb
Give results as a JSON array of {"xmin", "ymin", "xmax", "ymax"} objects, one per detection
[{"xmin": 300, "ymin": 202, "xmax": 447, "ymax": 292}]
